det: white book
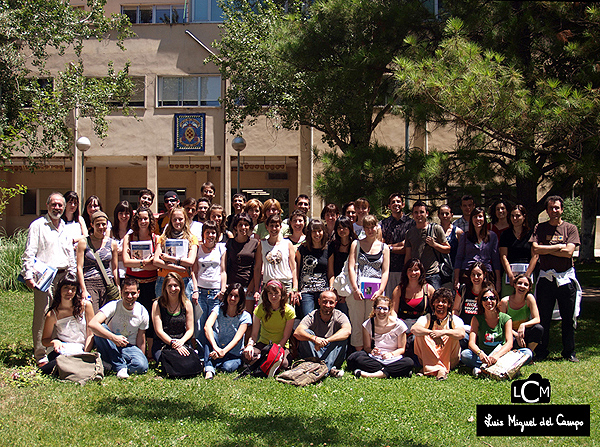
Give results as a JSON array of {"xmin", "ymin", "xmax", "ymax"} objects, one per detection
[
  {"xmin": 165, "ymin": 238, "xmax": 189, "ymax": 258},
  {"xmin": 130, "ymin": 241, "xmax": 153, "ymax": 272}
]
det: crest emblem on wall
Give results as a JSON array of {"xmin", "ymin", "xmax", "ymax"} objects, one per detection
[{"xmin": 174, "ymin": 113, "xmax": 205, "ymax": 152}]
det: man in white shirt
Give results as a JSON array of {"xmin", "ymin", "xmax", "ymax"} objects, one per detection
[
  {"xmin": 22, "ymin": 192, "xmax": 74, "ymax": 366},
  {"xmin": 89, "ymin": 277, "xmax": 149, "ymax": 378}
]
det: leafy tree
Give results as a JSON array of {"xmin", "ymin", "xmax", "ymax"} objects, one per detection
[
  {"xmin": 395, "ymin": 8, "xmax": 600, "ymax": 249},
  {"xmin": 1, "ymin": 0, "xmax": 134, "ymax": 165},
  {"xmin": 213, "ymin": 0, "xmax": 437, "ymax": 151},
  {"xmin": 211, "ymin": 0, "xmax": 441, "ymax": 209}
]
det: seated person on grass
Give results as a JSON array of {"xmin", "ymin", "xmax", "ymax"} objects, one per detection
[
  {"xmin": 293, "ymin": 290, "xmax": 351, "ymax": 376},
  {"xmin": 412, "ymin": 287, "xmax": 465, "ymax": 380},
  {"xmin": 203, "ymin": 283, "xmax": 252, "ymax": 379},
  {"xmin": 89, "ymin": 277, "xmax": 149, "ymax": 379},
  {"xmin": 40, "ymin": 275, "xmax": 94, "ymax": 375}
]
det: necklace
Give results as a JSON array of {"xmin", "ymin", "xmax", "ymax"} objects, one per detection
[{"xmin": 167, "ymin": 301, "xmax": 180, "ymax": 314}]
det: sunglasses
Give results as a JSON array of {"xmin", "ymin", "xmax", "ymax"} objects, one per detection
[
  {"xmin": 375, "ymin": 306, "xmax": 389, "ymax": 312},
  {"xmin": 482, "ymin": 295, "xmax": 496, "ymax": 302}
]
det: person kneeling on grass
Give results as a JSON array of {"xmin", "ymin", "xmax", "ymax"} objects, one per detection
[
  {"xmin": 89, "ymin": 277, "xmax": 149, "ymax": 379},
  {"xmin": 203, "ymin": 283, "xmax": 252, "ymax": 379},
  {"xmin": 346, "ymin": 296, "xmax": 414, "ymax": 379},
  {"xmin": 412, "ymin": 288, "xmax": 465, "ymax": 380},
  {"xmin": 293, "ymin": 290, "xmax": 351, "ymax": 377}
]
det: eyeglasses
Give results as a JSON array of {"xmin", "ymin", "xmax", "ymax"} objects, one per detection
[
  {"xmin": 375, "ymin": 306, "xmax": 389, "ymax": 312},
  {"xmin": 482, "ymin": 295, "xmax": 496, "ymax": 302},
  {"xmin": 165, "ymin": 198, "xmax": 178, "ymax": 203}
]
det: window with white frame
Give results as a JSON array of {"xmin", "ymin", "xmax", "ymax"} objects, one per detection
[
  {"xmin": 191, "ymin": 0, "xmax": 223, "ymax": 22},
  {"xmin": 158, "ymin": 76, "xmax": 221, "ymax": 107},
  {"xmin": 122, "ymin": 5, "xmax": 187, "ymax": 24}
]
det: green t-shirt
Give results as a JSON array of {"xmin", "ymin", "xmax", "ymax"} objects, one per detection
[
  {"xmin": 476, "ymin": 312, "xmax": 511, "ymax": 355},
  {"xmin": 254, "ymin": 303, "xmax": 296, "ymax": 346}
]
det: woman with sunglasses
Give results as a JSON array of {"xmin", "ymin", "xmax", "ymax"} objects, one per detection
[
  {"xmin": 460, "ymin": 286, "xmax": 532, "ymax": 376},
  {"xmin": 346, "ymin": 296, "xmax": 414, "ymax": 379}
]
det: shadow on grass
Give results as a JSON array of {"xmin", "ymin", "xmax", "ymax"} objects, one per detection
[
  {"xmin": 545, "ymin": 296, "xmax": 600, "ymax": 360},
  {"xmin": 0, "ymin": 343, "xmax": 34, "ymax": 367},
  {"xmin": 93, "ymin": 396, "xmax": 432, "ymax": 447}
]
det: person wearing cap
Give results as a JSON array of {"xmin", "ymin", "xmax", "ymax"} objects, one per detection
[
  {"xmin": 156, "ymin": 191, "xmax": 180, "ymax": 235},
  {"xmin": 77, "ymin": 210, "xmax": 119, "ymax": 313}
]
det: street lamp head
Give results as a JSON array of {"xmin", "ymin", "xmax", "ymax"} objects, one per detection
[
  {"xmin": 76, "ymin": 136, "xmax": 91, "ymax": 153},
  {"xmin": 232, "ymin": 135, "xmax": 246, "ymax": 153}
]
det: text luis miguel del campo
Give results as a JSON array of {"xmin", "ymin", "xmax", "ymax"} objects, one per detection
[{"xmin": 477, "ymin": 374, "xmax": 590, "ymax": 437}]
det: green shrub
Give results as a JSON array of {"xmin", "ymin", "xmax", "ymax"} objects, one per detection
[
  {"xmin": 0, "ymin": 228, "xmax": 29, "ymax": 291},
  {"xmin": 562, "ymin": 196, "xmax": 582, "ymax": 236}
]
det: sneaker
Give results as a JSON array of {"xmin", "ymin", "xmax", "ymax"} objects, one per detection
[
  {"xmin": 353, "ymin": 369, "xmax": 362, "ymax": 378},
  {"xmin": 330, "ymin": 367, "xmax": 344, "ymax": 378},
  {"xmin": 205, "ymin": 371, "xmax": 214, "ymax": 380},
  {"xmin": 564, "ymin": 354, "xmax": 579, "ymax": 363},
  {"xmin": 116, "ymin": 368, "xmax": 129, "ymax": 379},
  {"xmin": 472, "ymin": 367, "xmax": 481, "ymax": 378}
]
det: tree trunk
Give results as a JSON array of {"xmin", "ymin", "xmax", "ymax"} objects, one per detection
[{"xmin": 579, "ymin": 177, "xmax": 598, "ymax": 262}]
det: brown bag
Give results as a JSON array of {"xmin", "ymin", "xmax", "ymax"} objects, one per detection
[
  {"xmin": 276, "ymin": 359, "xmax": 329, "ymax": 386},
  {"xmin": 55, "ymin": 352, "xmax": 104, "ymax": 385}
]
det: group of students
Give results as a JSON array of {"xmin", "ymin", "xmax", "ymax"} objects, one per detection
[{"xmin": 34, "ymin": 187, "xmax": 578, "ymax": 381}]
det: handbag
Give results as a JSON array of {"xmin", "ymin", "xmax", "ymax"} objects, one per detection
[
  {"xmin": 332, "ymin": 240, "xmax": 359, "ymax": 297},
  {"xmin": 276, "ymin": 359, "xmax": 329, "ymax": 386},
  {"xmin": 428, "ymin": 224, "xmax": 453, "ymax": 280},
  {"xmin": 55, "ymin": 352, "xmax": 104, "ymax": 385},
  {"xmin": 88, "ymin": 237, "xmax": 121, "ymax": 302},
  {"xmin": 160, "ymin": 345, "xmax": 203, "ymax": 378}
]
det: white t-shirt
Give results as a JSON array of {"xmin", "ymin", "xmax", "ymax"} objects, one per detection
[
  {"xmin": 363, "ymin": 317, "xmax": 408, "ymax": 364},
  {"xmin": 190, "ymin": 221, "xmax": 203, "ymax": 241},
  {"xmin": 99, "ymin": 300, "xmax": 149, "ymax": 345},
  {"xmin": 196, "ymin": 243, "xmax": 226, "ymax": 289}
]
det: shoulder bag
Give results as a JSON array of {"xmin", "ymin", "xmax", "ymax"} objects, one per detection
[{"xmin": 88, "ymin": 237, "xmax": 121, "ymax": 302}]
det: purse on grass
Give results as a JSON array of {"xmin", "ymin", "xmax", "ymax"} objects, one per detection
[
  {"xmin": 55, "ymin": 352, "xmax": 104, "ymax": 385},
  {"xmin": 88, "ymin": 237, "xmax": 121, "ymax": 302}
]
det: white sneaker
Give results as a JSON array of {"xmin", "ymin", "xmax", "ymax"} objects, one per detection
[
  {"xmin": 116, "ymin": 368, "xmax": 129, "ymax": 379},
  {"xmin": 330, "ymin": 367, "xmax": 344, "ymax": 378},
  {"xmin": 472, "ymin": 367, "xmax": 481, "ymax": 378}
]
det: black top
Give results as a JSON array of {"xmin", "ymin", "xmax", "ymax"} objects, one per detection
[
  {"xmin": 159, "ymin": 302, "xmax": 187, "ymax": 340},
  {"xmin": 499, "ymin": 229, "xmax": 533, "ymax": 264}
]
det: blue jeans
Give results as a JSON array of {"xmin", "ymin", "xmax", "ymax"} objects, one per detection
[
  {"xmin": 195, "ymin": 288, "xmax": 221, "ymax": 350},
  {"xmin": 94, "ymin": 330, "xmax": 148, "ymax": 374},
  {"xmin": 204, "ymin": 333, "xmax": 242, "ymax": 374},
  {"xmin": 299, "ymin": 291, "xmax": 319, "ymax": 320},
  {"xmin": 425, "ymin": 272, "xmax": 442, "ymax": 290},
  {"xmin": 298, "ymin": 329, "xmax": 347, "ymax": 371},
  {"xmin": 461, "ymin": 347, "xmax": 533, "ymax": 369},
  {"xmin": 155, "ymin": 275, "xmax": 193, "ymax": 299}
]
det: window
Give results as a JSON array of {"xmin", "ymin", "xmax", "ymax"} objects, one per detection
[
  {"xmin": 122, "ymin": 5, "xmax": 187, "ymax": 24},
  {"xmin": 158, "ymin": 76, "xmax": 221, "ymax": 107},
  {"xmin": 191, "ymin": 0, "xmax": 223, "ymax": 22},
  {"xmin": 106, "ymin": 76, "xmax": 145, "ymax": 107}
]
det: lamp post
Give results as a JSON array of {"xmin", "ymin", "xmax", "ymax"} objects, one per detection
[
  {"xmin": 76, "ymin": 136, "xmax": 91, "ymax": 201},
  {"xmin": 232, "ymin": 135, "xmax": 246, "ymax": 195}
]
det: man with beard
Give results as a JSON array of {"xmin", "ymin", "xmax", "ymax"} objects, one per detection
[
  {"xmin": 22, "ymin": 192, "xmax": 75, "ymax": 366},
  {"xmin": 293, "ymin": 290, "xmax": 351, "ymax": 375}
]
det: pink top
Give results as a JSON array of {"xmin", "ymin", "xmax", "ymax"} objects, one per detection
[{"xmin": 363, "ymin": 317, "xmax": 408, "ymax": 354}]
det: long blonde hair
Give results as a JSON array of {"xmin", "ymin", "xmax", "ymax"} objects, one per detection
[
  {"xmin": 163, "ymin": 206, "xmax": 193, "ymax": 241},
  {"xmin": 158, "ymin": 272, "xmax": 188, "ymax": 308}
]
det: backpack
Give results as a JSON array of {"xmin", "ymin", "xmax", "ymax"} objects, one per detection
[
  {"xmin": 276, "ymin": 359, "xmax": 329, "ymax": 386},
  {"xmin": 235, "ymin": 343, "xmax": 285, "ymax": 379}
]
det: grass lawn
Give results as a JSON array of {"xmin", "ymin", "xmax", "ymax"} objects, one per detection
[{"xmin": 1, "ymin": 284, "xmax": 598, "ymax": 446}]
